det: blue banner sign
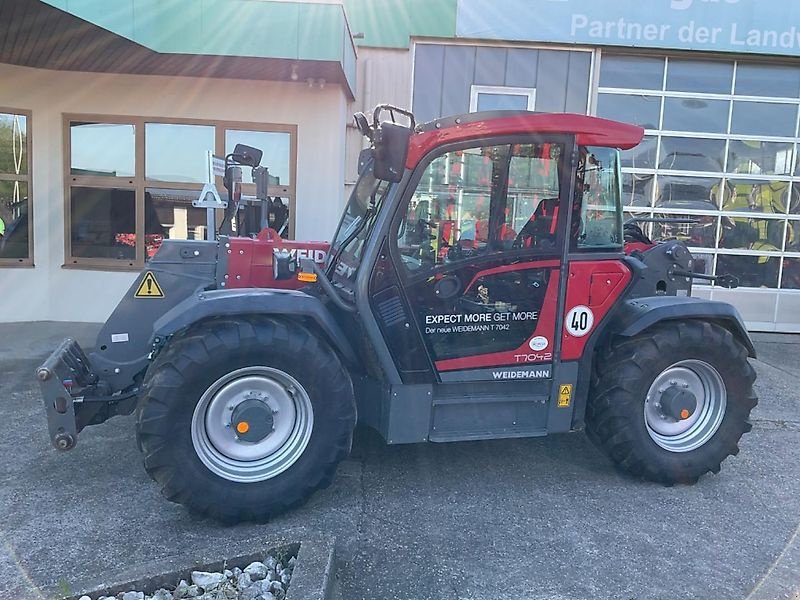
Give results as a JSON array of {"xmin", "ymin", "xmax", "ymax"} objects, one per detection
[{"xmin": 457, "ymin": 0, "xmax": 800, "ymax": 57}]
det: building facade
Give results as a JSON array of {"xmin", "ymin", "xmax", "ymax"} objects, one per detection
[{"xmin": 1, "ymin": 0, "xmax": 799, "ymax": 331}]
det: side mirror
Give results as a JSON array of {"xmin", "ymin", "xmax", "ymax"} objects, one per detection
[
  {"xmin": 373, "ymin": 121, "xmax": 411, "ymax": 183},
  {"xmin": 353, "ymin": 113, "xmax": 372, "ymax": 140},
  {"xmin": 232, "ymin": 143, "xmax": 263, "ymax": 168}
]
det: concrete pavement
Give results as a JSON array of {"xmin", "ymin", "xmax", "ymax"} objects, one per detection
[{"xmin": 0, "ymin": 322, "xmax": 797, "ymax": 600}]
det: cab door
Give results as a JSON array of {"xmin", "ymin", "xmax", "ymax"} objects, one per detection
[{"xmin": 388, "ymin": 139, "xmax": 572, "ymax": 383}]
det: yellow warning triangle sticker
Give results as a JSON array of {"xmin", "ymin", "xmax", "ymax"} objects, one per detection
[
  {"xmin": 560, "ymin": 385, "xmax": 571, "ymax": 395},
  {"xmin": 134, "ymin": 272, "xmax": 165, "ymax": 298}
]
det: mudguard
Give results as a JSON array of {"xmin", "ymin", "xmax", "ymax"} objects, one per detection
[
  {"xmin": 569, "ymin": 294, "xmax": 756, "ymax": 432},
  {"xmin": 88, "ymin": 239, "xmax": 220, "ymax": 391},
  {"xmin": 85, "ymin": 238, "xmax": 355, "ymax": 393},
  {"xmin": 607, "ymin": 295, "xmax": 757, "ymax": 358},
  {"xmin": 153, "ymin": 288, "xmax": 358, "ymax": 365}
]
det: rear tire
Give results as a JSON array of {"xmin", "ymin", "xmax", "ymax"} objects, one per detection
[
  {"xmin": 135, "ymin": 317, "xmax": 355, "ymax": 522},
  {"xmin": 586, "ymin": 321, "xmax": 757, "ymax": 484}
]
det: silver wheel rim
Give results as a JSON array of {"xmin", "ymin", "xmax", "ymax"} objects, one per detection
[
  {"xmin": 191, "ymin": 366, "xmax": 314, "ymax": 483},
  {"xmin": 644, "ymin": 359, "xmax": 726, "ymax": 453}
]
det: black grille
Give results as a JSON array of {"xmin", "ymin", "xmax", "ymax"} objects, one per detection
[{"xmin": 377, "ymin": 291, "xmax": 406, "ymax": 328}]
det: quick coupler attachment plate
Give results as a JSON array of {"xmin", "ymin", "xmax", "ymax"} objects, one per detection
[{"xmin": 36, "ymin": 338, "xmax": 96, "ymax": 451}]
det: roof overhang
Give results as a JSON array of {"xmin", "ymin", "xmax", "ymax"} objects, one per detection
[{"xmin": 0, "ymin": 0, "xmax": 356, "ymax": 98}]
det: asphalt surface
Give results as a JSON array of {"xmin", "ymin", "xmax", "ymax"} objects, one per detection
[{"xmin": 0, "ymin": 322, "xmax": 798, "ymax": 600}]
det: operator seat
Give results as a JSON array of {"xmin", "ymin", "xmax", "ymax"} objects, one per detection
[{"xmin": 517, "ymin": 198, "xmax": 559, "ymax": 249}]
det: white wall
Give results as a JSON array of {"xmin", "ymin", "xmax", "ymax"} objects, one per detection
[
  {"xmin": 0, "ymin": 63, "xmax": 348, "ymax": 323},
  {"xmin": 344, "ymin": 46, "xmax": 413, "ymax": 195}
]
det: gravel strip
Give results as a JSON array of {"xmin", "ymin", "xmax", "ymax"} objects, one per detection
[{"xmin": 76, "ymin": 555, "xmax": 297, "ymax": 600}]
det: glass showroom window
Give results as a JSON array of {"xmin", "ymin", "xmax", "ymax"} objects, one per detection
[
  {"xmin": 66, "ymin": 117, "xmax": 296, "ymax": 267},
  {"xmin": 598, "ymin": 55, "xmax": 800, "ymax": 321},
  {"xmin": 67, "ymin": 120, "xmax": 137, "ymax": 265},
  {"xmin": 225, "ymin": 128, "xmax": 296, "ymax": 239},
  {"xmin": 144, "ymin": 123, "xmax": 215, "ymax": 259},
  {"xmin": 0, "ymin": 110, "xmax": 31, "ymax": 263}
]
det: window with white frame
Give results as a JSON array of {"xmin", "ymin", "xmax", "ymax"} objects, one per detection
[{"xmin": 469, "ymin": 85, "xmax": 536, "ymax": 113}]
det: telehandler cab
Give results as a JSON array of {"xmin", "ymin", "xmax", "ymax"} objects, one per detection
[{"xmin": 37, "ymin": 106, "xmax": 757, "ymax": 523}]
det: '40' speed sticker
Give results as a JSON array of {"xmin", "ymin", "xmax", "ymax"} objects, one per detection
[{"xmin": 565, "ymin": 305, "xmax": 594, "ymax": 337}]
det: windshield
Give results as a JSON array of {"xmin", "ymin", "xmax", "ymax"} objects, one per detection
[{"xmin": 328, "ymin": 160, "xmax": 392, "ymax": 290}]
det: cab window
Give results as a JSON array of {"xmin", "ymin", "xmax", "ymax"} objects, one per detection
[
  {"xmin": 329, "ymin": 162, "xmax": 392, "ymax": 291},
  {"xmin": 395, "ymin": 142, "xmax": 565, "ymax": 274},
  {"xmin": 573, "ymin": 146, "xmax": 623, "ymax": 251}
]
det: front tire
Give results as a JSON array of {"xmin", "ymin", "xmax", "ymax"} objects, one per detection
[
  {"xmin": 135, "ymin": 317, "xmax": 355, "ymax": 522},
  {"xmin": 586, "ymin": 321, "xmax": 757, "ymax": 484}
]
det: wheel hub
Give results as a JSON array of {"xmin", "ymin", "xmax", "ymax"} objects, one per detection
[
  {"xmin": 659, "ymin": 386, "xmax": 698, "ymax": 421},
  {"xmin": 230, "ymin": 397, "xmax": 275, "ymax": 443}
]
